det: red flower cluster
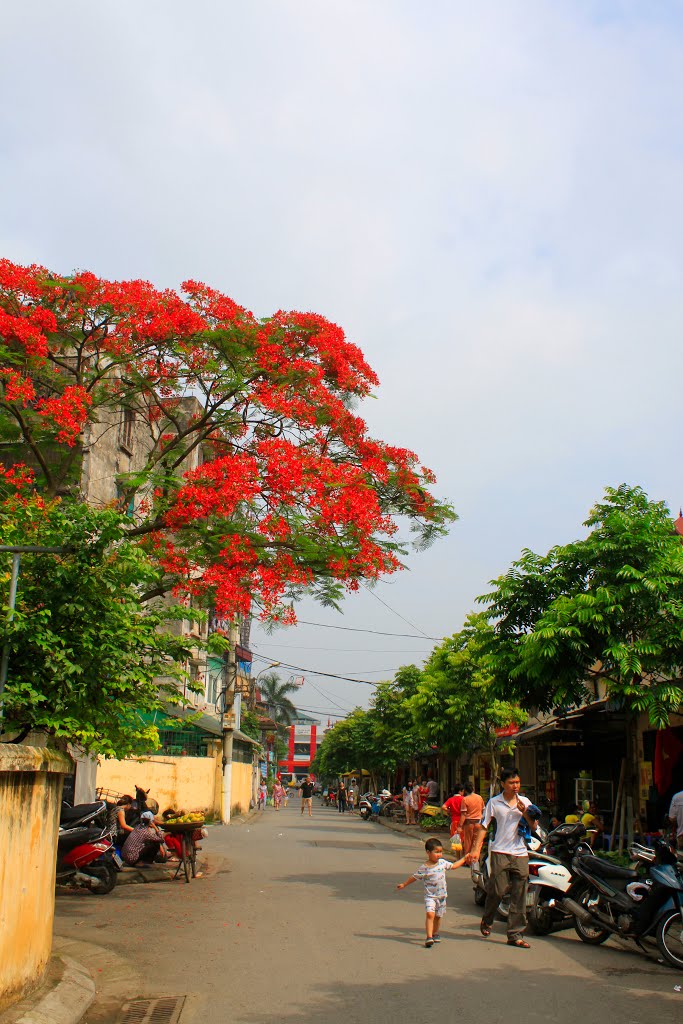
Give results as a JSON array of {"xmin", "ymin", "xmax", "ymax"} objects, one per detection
[
  {"xmin": 0, "ymin": 258, "xmax": 450, "ymax": 621},
  {"xmin": 35, "ymin": 385, "xmax": 92, "ymax": 446}
]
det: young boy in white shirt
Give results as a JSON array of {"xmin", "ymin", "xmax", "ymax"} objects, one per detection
[{"xmin": 396, "ymin": 837, "xmax": 466, "ymax": 947}]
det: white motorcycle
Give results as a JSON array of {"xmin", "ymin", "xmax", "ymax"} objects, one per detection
[{"xmin": 472, "ymin": 823, "xmax": 593, "ymax": 933}]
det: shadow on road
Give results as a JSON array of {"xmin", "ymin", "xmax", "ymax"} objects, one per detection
[
  {"xmin": 233, "ymin": 968, "xmax": 680, "ymax": 1024},
  {"xmin": 273, "ymin": 871, "xmax": 401, "ymax": 901}
]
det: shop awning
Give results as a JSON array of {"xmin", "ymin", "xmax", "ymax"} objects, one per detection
[{"xmin": 514, "ymin": 699, "xmax": 611, "ymax": 743}]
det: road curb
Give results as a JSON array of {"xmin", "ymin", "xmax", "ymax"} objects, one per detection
[
  {"xmin": 1, "ymin": 955, "xmax": 95, "ymax": 1024},
  {"xmin": 375, "ymin": 817, "xmax": 458, "ymax": 860}
]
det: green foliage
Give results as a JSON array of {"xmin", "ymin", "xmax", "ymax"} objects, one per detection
[
  {"xmin": 0, "ymin": 497, "xmax": 197, "ymax": 756},
  {"xmin": 419, "ymin": 812, "xmax": 450, "ymax": 831},
  {"xmin": 258, "ymin": 672, "xmax": 299, "ymax": 727},
  {"xmin": 409, "ymin": 614, "xmax": 525, "ymax": 772},
  {"xmin": 240, "ymin": 708, "xmax": 261, "ymax": 741},
  {"xmin": 481, "ymin": 485, "xmax": 683, "ymax": 727},
  {"xmin": 311, "ymin": 668, "xmax": 424, "ymax": 777}
]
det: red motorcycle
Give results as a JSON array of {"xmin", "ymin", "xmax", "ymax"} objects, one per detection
[{"xmin": 56, "ymin": 801, "xmax": 119, "ymax": 894}]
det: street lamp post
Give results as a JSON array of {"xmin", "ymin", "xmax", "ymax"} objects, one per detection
[{"xmin": 250, "ymin": 661, "xmax": 281, "ymax": 711}]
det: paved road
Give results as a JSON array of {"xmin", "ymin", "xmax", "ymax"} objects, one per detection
[{"xmin": 54, "ymin": 804, "xmax": 681, "ymax": 1024}]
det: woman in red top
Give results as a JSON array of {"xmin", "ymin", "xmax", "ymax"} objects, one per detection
[{"xmin": 442, "ymin": 785, "xmax": 464, "ymax": 836}]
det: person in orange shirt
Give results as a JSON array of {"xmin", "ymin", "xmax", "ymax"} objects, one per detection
[{"xmin": 459, "ymin": 783, "xmax": 485, "ymax": 857}]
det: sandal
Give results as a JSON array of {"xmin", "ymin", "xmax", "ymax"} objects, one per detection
[
  {"xmin": 507, "ymin": 938, "xmax": 530, "ymax": 948},
  {"xmin": 480, "ymin": 921, "xmax": 492, "ymax": 937}
]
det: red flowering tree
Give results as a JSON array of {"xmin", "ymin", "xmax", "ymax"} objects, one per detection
[{"xmin": 0, "ymin": 259, "xmax": 455, "ymax": 622}]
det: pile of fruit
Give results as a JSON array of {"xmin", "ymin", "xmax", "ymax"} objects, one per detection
[{"xmin": 163, "ymin": 813, "xmax": 204, "ymax": 824}]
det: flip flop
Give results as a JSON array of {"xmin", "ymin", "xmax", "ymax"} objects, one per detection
[
  {"xmin": 480, "ymin": 921, "xmax": 492, "ymax": 937},
  {"xmin": 507, "ymin": 938, "xmax": 531, "ymax": 948}
]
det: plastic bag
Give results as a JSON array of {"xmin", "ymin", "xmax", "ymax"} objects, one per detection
[{"xmin": 450, "ymin": 831, "xmax": 463, "ymax": 855}]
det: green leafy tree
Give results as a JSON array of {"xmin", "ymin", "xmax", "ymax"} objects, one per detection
[
  {"xmin": 481, "ymin": 484, "xmax": 683, "ymax": 728},
  {"xmin": 409, "ymin": 615, "xmax": 525, "ymax": 795},
  {"xmin": 312, "ymin": 669, "xmax": 424, "ymax": 787},
  {"xmin": 310, "ymin": 709, "xmax": 369, "ymax": 778},
  {"xmin": 0, "ymin": 497, "xmax": 196, "ymax": 756},
  {"xmin": 257, "ymin": 672, "xmax": 299, "ymax": 727}
]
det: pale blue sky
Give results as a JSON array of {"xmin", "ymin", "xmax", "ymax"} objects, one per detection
[{"xmin": 2, "ymin": 3, "xmax": 682, "ymax": 719}]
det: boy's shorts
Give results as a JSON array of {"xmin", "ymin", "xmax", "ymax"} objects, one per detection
[{"xmin": 424, "ymin": 896, "xmax": 447, "ymax": 917}]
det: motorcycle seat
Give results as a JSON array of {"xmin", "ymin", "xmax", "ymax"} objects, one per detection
[
  {"xmin": 582, "ymin": 857, "xmax": 638, "ymax": 881},
  {"xmin": 61, "ymin": 802, "xmax": 104, "ymax": 823},
  {"xmin": 58, "ymin": 827, "xmax": 103, "ymax": 852}
]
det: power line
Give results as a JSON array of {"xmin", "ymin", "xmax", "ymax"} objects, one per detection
[
  {"xmin": 251, "ymin": 652, "xmax": 379, "ymax": 686},
  {"xmin": 359, "ymin": 582, "xmax": 432, "ymax": 639},
  {"xmin": 253, "ymin": 642, "xmax": 432, "ymax": 653},
  {"xmin": 303, "ymin": 678, "xmax": 354, "ymax": 713},
  {"xmin": 268, "ymin": 701, "xmax": 347, "ymax": 719},
  {"xmin": 293, "ymin": 619, "xmax": 444, "ymax": 641}
]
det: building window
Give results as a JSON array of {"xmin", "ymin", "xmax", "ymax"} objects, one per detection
[
  {"xmin": 119, "ymin": 408, "xmax": 135, "ymax": 453},
  {"xmin": 293, "ymin": 743, "xmax": 310, "ymax": 756}
]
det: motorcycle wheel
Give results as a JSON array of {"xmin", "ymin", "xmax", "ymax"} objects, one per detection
[
  {"xmin": 359, "ymin": 808, "xmax": 370, "ymax": 820},
  {"xmin": 473, "ymin": 886, "xmax": 486, "ymax": 907},
  {"xmin": 573, "ymin": 889, "xmax": 610, "ymax": 945},
  {"xmin": 527, "ymin": 889, "xmax": 553, "ymax": 935},
  {"xmin": 380, "ymin": 800, "xmax": 400, "ymax": 818},
  {"xmin": 655, "ymin": 909, "xmax": 683, "ymax": 970},
  {"xmin": 88, "ymin": 864, "xmax": 117, "ymax": 895}
]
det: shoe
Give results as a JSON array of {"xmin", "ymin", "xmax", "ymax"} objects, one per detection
[
  {"xmin": 432, "ymin": 935, "xmax": 441, "ymax": 943},
  {"xmin": 425, "ymin": 938, "xmax": 434, "ymax": 948}
]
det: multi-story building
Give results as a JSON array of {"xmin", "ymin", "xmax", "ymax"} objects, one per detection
[{"xmin": 278, "ymin": 713, "xmax": 325, "ymax": 783}]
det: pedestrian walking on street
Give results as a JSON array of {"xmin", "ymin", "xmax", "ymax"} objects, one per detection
[
  {"xmin": 338, "ymin": 782, "xmax": 347, "ymax": 813},
  {"xmin": 459, "ymin": 783, "xmax": 485, "ymax": 858},
  {"xmin": 396, "ymin": 837, "xmax": 466, "ymax": 947},
  {"xmin": 258, "ymin": 780, "xmax": 267, "ymax": 810},
  {"xmin": 300, "ymin": 775, "xmax": 315, "ymax": 816},
  {"xmin": 468, "ymin": 768, "xmax": 540, "ymax": 948},
  {"xmin": 347, "ymin": 784, "xmax": 356, "ymax": 812},
  {"xmin": 273, "ymin": 780, "xmax": 285, "ymax": 811},
  {"xmin": 402, "ymin": 782, "xmax": 415, "ymax": 824}
]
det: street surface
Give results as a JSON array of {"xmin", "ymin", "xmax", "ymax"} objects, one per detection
[{"xmin": 54, "ymin": 804, "xmax": 681, "ymax": 1024}]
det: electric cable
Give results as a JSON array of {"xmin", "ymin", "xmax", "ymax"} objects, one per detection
[
  {"xmin": 292, "ymin": 619, "xmax": 444, "ymax": 641},
  {"xmin": 359, "ymin": 581, "xmax": 432, "ymax": 639}
]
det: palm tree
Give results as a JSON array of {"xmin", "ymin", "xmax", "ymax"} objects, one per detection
[{"xmin": 257, "ymin": 673, "xmax": 299, "ymax": 727}]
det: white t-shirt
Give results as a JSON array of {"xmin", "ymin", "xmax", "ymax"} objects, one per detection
[
  {"xmin": 483, "ymin": 793, "xmax": 532, "ymax": 856},
  {"xmin": 412, "ymin": 858, "xmax": 455, "ymax": 898},
  {"xmin": 669, "ymin": 791, "xmax": 683, "ymax": 836}
]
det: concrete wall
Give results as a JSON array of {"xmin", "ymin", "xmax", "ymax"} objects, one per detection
[
  {"xmin": 231, "ymin": 759, "xmax": 254, "ymax": 816},
  {"xmin": 0, "ymin": 745, "xmax": 72, "ymax": 1012},
  {"xmin": 97, "ymin": 747, "xmax": 221, "ymax": 816}
]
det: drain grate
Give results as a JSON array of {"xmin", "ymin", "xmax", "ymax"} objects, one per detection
[{"xmin": 117, "ymin": 997, "xmax": 186, "ymax": 1024}]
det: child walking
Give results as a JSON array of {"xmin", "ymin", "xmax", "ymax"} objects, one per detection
[{"xmin": 396, "ymin": 837, "xmax": 466, "ymax": 947}]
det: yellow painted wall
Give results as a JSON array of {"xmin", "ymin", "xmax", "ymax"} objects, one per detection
[
  {"xmin": 0, "ymin": 745, "xmax": 72, "ymax": 1012},
  {"xmin": 231, "ymin": 760, "xmax": 254, "ymax": 816},
  {"xmin": 97, "ymin": 747, "xmax": 220, "ymax": 816}
]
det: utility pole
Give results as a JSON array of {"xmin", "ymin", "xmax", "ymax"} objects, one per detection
[{"xmin": 221, "ymin": 619, "xmax": 240, "ymax": 824}]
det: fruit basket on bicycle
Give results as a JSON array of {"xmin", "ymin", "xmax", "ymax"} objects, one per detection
[
  {"xmin": 162, "ymin": 816, "xmax": 205, "ymax": 883},
  {"xmin": 162, "ymin": 819, "xmax": 205, "ymax": 833}
]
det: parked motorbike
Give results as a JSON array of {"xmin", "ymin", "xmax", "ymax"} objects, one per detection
[
  {"xmin": 552, "ymin": 838, "xmax": 683, "ymax": 969},
  {"xmin": 56, "ymin": 800, "xmax": 120, "ymax": 894},
  {"xmin": 471, "ymin": 828, "xmax": 549, "ymax": 917},
  {"xmin": 526, "ymin": 822, "xmax": 595, "ymax": 934},
  {"xmin": 358, "ymin": 791, "xmax": 395, "ymax": 821}
]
